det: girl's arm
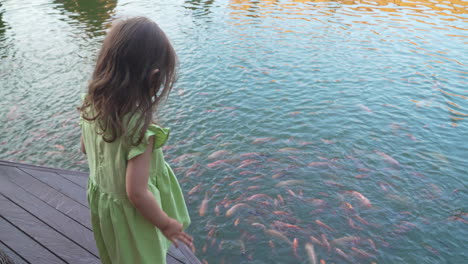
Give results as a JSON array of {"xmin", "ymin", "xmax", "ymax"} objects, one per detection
[{"xmin": 126, "ymin": 136, "xmax": 193, "ymax": 247}]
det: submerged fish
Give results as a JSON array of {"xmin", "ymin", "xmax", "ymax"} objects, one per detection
[
  {"xmin": 305, "ymin": 243, "xmax": 317, "ymax": 264},
  {"xmin": 226, "ymin": 203, "xmax": 251, "ymax": 217},
  {"xmin": 264, "ymin": 229, "xmax": 292, "ymax": 245},
  {"xmin": 375, "ymin": 151, "xmax": 400, "ymax": 166},
  {"xmin": 188, "ymin": 184, "xmax": 202, "ymax": 196},
  {"xmin": 199, "ymin": 192, "xmax": 209, "ymax": 216},
  {"xmin": 315, "ymin": 220, "xmax": 334, "ymax": 231},
  {"xmin": 275, "ymin": 180, "xmax": 305, "ymax": 187},
  {"xmin": 252, "ymin": 137, "xmax": 275, "ymax": 144},
  {"xmin": 346, "ymin": 191, "xmax": 372, "ymax": 208},
  {"xmin": 207, "ymin": 150, "xmax": 231, "ymax": 160}
]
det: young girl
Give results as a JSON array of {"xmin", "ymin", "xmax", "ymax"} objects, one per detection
[{"xmin": 78, "ymin": 17, "xmax": 193, "ymax": 264}]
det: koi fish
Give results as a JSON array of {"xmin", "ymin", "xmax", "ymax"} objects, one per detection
[
  {"xmin": 199, "ymin": 192, "xmax": 209, "ymax": 216},
  {"xmin": 277, "ymin": 194, "xmax": 285, "ymax": 205},
  {"xmin": 273, "ymin": 211, "xmax": 290, "ymax": 216},
  {"xmin": 246, "ymin": 194, "xmax": 273, "ymax": 201},
  {"xmin": 354, "ymin": 215, "xmax": 370, "ymax": 226},
  {"xmin": 309, "ymin": 236, "xmax": 323, "ymax": 247},
  {"xmin": 239, "ymin": 239, "xmax": 246, "ymax": 255},
  {"xmin": 278, "ymin": 147, "xmax": 300, "ymax": 152},
  {"xmin": 335, "ymin": 248, "xmax": 352, "ymax": 262},
  {"xmin": 248, "ymin": 175, "xmax": 263, "ymax": 181},
  {"xmin": 55, "ymin": 144, "xmax": 65, "ymax": 151},
  {"xmin": 321, "ymin": 139, "xmax": 335, "ymax": 144},
  {"xmin": 308, "ymin": 162, "xmax": 330, "ymax": 167},
  {"xmin": 368, "ymin": 239, "xmax": 377, "ymax": 251},
  {"xmin": 315, "ymin": 220, "xmax": 334, "ymax": 231},
  {"xmin": 207, "ymin": 150, "xmax": 231, "ymax": 160},
  {"xmin": 321, "ymin": 234, "xmax": 331, "ymax": 252},
  {"xmin": 265, "ymin": 229, "xmax": 292, "ymax": 245},
  {"xmin": 331, "ymin": 236, "xmax": 360, "ymax": 246},
  {"xmin": 304, "ymin": 243, "xmax": 317, "ymax": 264},
  {"xmin": 251, "ymin": 223, "xmax": 266, "ymax": 230},
  {"xmin": 188, "ymin": 184, "xmax": 202, "ymax": 196},
  {"xmin": 240, "ymin": 152, "xmax": 261, "ymax": 158},
  {"xmin": 207, "ymin": 159, "xmax": 230, "ymax": 168},
  {"xmin": 226, "ymin": 203, "xmax": 251, "ymax": 217},
  {"xmin": 348, "ymin": 218, "xmax": 362, "ymax": 230},
  {"xmin": 358, "ymin": 104, "xmax": 372, "ymax": 112},
  {"xmin": 351, "ymin": 247, "xmax": 374, "ymax": 258},
  {"xmin": 293, "ymin": 238, "xmax": 299, "ymax": 258},
  {"xmin": 320, "ymin": 260, "xmax": 326, "ymax": 264},
  {"xmin": 229, "ymin": 180, "xmax": 242, "ymax": 186},
  {"xmin": 272, "ymin": 172, "xmax": 285, "ymax": 179},
  {"xmin": 234, "ymin": 218, "xmax": 240, "ymax": 226},
  {"xmin": 247, "ymin": 185, "xmax": 260, "ymax": 190},
  {"xmin": 240, "ymin": 170, "xmax": 255, "ymax": 175},
  {"xmin": 252, "ymin": 137, "xmax": 275, "ymax": 144},
  {"xmin": 375, "ymin": 151, "xmax": 400, "ymax": 166},
  {"xmin": 275, "ymin": 180, "xmax": 305, "ymax": 187},
  {"xmin": 346, "ymin": 191, "xmax": 372, "ymax": 208}
]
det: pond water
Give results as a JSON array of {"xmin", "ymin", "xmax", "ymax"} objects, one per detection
[{"xmin": 1, "ymin": 0, "xmax": 467, "ymax": 263}]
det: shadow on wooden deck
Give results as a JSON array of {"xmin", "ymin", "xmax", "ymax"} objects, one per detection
[{"xmin": 0, "ymin": 160, "xmax": 201, "ymax": 264}]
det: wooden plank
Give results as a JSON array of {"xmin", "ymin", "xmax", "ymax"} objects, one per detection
[
  {"xmin": 0, "ymin": 195, "xmax": 99, "ymax": 264},
  {"xmin": 0, "ymin": 160, "xmax": 88, "ymax": 177},
  {"xmin": 178, "ymin": 244, "xmax": 202, "ymax": 264},
  {"xmin": 0, "ymin": 241, "xmax": 28, "ymax": 264},
  {"xmin": 20, "ymin": 167, "xmax": 88, "ymax": 207},
  {"xmin": 57, "ymin": 172, "xmax": 88, "ymax": 188},
  {"xmin": 0, "ymin": 217, "xmax": 65, "ymax": 264},
  {"xmin": 0, "ymin": 165, "xmax": 91, "ymax": 229},
  {"xmin": 168, "ymin": 244, "xmax": 188, "ymax": 263},
  {"xmin": 0, "ymin": 174, "xmax": 98, "ymax": 256}
]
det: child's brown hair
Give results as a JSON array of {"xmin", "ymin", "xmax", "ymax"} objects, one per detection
[{"xmin": 79, "ymin": 17, "xmax": 177, "ymax": 145}]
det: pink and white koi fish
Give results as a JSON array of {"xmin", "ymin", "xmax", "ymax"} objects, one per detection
[
  {"xmin": 305, "ymin": 243, "xmax": 317, "ymax": 264},
  {"xmin": 375, "ymin": 151, "xmax": 400, "ymax": 166},
  {"xmin": 346, "ymin": 191, "xmax": 372, "ymax": 208},
  {"xmin": 207, "ymin": 150, "xmax": 231, "ymax": 160}
]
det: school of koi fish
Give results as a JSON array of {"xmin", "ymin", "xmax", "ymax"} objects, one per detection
[{"xmin": 163, "ymin": 133, "xmax": 466, "ymax": 264}]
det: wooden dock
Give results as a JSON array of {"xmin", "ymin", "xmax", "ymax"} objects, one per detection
[{"xmin": 0, "ymin": 160, "xmax": 201, "ymax": 264}]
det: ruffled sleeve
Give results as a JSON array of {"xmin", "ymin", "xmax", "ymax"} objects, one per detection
[{"xmin": 127, "ymin": 124, "xmax": 170, "ymax": 160}]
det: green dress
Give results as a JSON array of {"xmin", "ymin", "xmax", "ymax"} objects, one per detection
[{"xmin": 80, "ymin": 105, "xmax": 191, "ymax": 264}]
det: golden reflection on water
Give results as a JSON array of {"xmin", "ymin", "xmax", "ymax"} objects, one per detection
[
  {"xmin": 228, "ymin": 0, "xmax": 467, "ymax": 125},
  {"xmin": 229, "ymin": 0, "xmax": 468, "ymax": 19}
]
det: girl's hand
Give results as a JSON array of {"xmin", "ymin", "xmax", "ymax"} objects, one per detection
[{"xmin": 161, "ymin": 218, "xmax": 193, "ymax": 249}]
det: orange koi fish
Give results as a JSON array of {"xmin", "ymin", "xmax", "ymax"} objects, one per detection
[
  {"xmin": 234, "ymin": 218, "xmax": 240, "ymax": 226},
  {"xmin": 309, "ymin": 236, "xmax": 323, "ymax": 246},
  {"xmin": 304, "ymin": 243, "xmax": 317, "ymax": 264},
  {"xmin": 199, "ymin": 192, "xmax": 209, "ymax": 216},
  {"xmin": 229, "ymin": 180, "xmax": 242, "ymax": 186},
  {"xmin": 320, "ymin": 260, "xmax": 326, "ymax": 264},
  {"xmin": 247, "ymin": 185, "xmax": 260, "ymax": 190},
  {"xmin": 273, "ymin": 211, "xmax": 290, "ymax": 216},
  {"xmin": 277, "ymin": 194, "xmax": 285, "ymax": 205},
  {"xmin": 354, "ymin": 215, "xmax": 370, "ymax": 226},
  {"xmin": 188, "ymin": 183, "xmax": 202, "ymax": 196},
  {"xmin": 293, "ymin": 238, "xmax": 299, "ymax": 258},
  {"xmin": 315, "ymin": 220, "xmax": 334, "ymax": 231},
  {"xmin": 226, "ymin": 203, "xmax": 251, "ymax": 217}
]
